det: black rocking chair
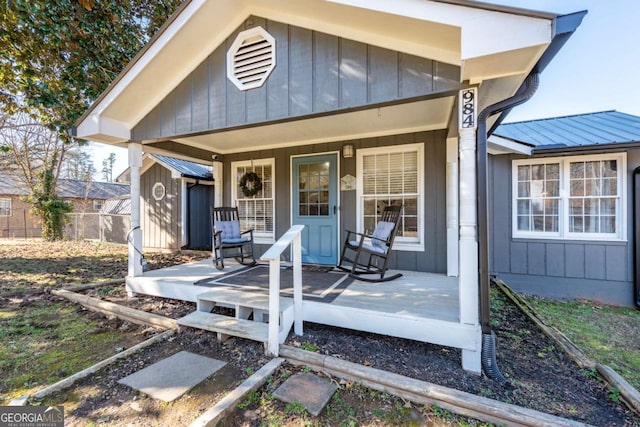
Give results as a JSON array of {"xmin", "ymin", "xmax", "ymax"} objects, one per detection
[
  {"xmin": 337, "ymin": 204, "xmax": 403, "ymax": 282},
  {"xmin": 211, "ymin": 206, "xmax": 256, "ymax": 270}
]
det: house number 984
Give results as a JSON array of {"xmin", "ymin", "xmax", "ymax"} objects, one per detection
[{"xmin": 460, "ymin": 88, "xmax": 477, "ymax": 129}]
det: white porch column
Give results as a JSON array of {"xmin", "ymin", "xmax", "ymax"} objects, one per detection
[
  {"xmin": 213, "ymin": 160, "xmax": 223, "ymax": 207},
  {"xmin": 446, "ymin": 136, "xmax": 459, "ymax": 277},
  {"xmin": 128, "ymin": 143, "xmax": 143, "ymax": 279},
  {"xmin": 458, "ymin": 88, "xmax": 481, "ymax": 374}
]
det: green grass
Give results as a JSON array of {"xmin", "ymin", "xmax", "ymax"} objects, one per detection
[
  {"xmin": 0, "ymin": 240, "xmax": 207, "ymax": 402},
  {"xmin": 0, "ymin": 299, "xmax": 139, "ymax": 400},
  {"xmin": 524, "ymin": 296, "xmax": 640, "ymax": 391}
]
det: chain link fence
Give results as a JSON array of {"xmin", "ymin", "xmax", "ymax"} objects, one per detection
[{"xmin": 0, "ymin": 208, "xmax": 130, "ymax": 243}]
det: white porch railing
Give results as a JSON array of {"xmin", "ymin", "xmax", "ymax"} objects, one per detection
[{"xmin": 260, "ymin": 224, "xmax": 305, "ymax": 356}]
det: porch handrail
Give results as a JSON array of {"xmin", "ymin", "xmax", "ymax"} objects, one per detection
[{"xmin": 260, "ymin": 224, "xmax": 305, "ymax": 356}]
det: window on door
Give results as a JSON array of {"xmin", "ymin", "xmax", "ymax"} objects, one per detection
[
  {"xmin": 231, "ymin": 159, "xmax": 275, "ymax": 243},
  {"xmin": 297, "ymin": 161, "xmax": 330, "ymax": 217},
  {"xmin": 357, "ymin": 143, "xmax": 424, "ymax": 251}
]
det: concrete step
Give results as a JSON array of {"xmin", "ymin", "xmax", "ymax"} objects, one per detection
[
  {"xmin": 196, "ymin": 288, "xmax": 294, "ymax": 312},
  {"xmin": 178, "ymin": 311, "xmax": 268, "ymax": 343}
]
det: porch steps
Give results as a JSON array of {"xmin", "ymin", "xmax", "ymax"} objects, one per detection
[
  {"xmin": 177, "ymin": 287, "xmax": 295, "ymax": 345},
  {"xmin": 178, "ymin": 311, "xmax": 269, "ymax": 343}
]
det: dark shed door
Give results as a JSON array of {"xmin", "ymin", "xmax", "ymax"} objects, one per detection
[{"xmin": 188, "ymin": 184, "xmax": 213, "ymax": 249}]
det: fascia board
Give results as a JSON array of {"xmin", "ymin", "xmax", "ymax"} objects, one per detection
[{"xmin": 487, "ymin": 135, "xmax": 533, "ymax": 155}]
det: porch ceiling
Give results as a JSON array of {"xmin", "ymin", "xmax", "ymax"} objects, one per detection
[{"xmin": 163, "ymin": 97, "xmax": 455, "ymax": 155}]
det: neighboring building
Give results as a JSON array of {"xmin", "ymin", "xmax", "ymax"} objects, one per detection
[
  {"xmin": 119, "ymin": 154, "xmax": 214, "ymax": 250},
  {"xmin": 74, "ymin": 0, "xmax": 586, "ymax": 372},
  {"xmin": 488, "ymin": 111, "xmax": 640, "ymax": 307},
  {"xmin": 99, "ymin": 195, "xmax": 132, "ymax": 244},
  {"xmin": 0, "ymin": 173, "xmax": 129, "ymax": 238}
]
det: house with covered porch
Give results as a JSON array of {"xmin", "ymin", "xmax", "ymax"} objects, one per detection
[{"xmin": 74, "ymin": 0, "xmax": 585, "ymax": 374}]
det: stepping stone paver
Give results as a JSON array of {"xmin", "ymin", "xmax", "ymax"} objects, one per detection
[
  {"xmin": 272, "ymin": 372, "xmax": 337, "ymax": 416},
  {"xmin": 118, "ymin": 351, "xmax": 226, "ymax": 402}
]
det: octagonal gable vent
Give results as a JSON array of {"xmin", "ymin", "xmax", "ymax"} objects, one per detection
[{"xmin": 227, "ymin": 26, "xmax": 276, "ymax": 91}]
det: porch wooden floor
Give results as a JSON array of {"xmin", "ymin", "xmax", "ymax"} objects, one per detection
[{"xmin": 127, "ymin": 258, "xmax": 460, "ymax": 323}]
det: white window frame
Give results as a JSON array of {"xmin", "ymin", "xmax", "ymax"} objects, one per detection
[
  {"xmin": 231, "ymin": 158, "xmax": 275, "ymax": 244},
  {"xmin": 0, "ymin": 198, "xmax": 11, "ymax": 217},
  {"xmin": 356, "ymin": 143, "xmax": 424, "ymax": 251},
  {"xmin": 93, "ymin": 200, "xmax": 103, "ymax": 211},
  {"xmin": 512, "ymin": 153, "xmax": 627, "ymax": 241}
]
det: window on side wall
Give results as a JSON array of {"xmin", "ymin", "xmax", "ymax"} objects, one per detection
[
  {"xmin": 513, "ymin": 153, "xmax": 626, "ymax": 241},
  {"xmin": 0, "ymin": 198, "xmax": 11, "ymax": 216},
  {"xmin": 231, "ymin": 159, "xmax": 275, "ymax": 243},
  {"xmin": 357, "ymin": 143, "xmax": 424, "ymax": 251},
  {"xmin": 93, "ymin": 200, "xmax": 103, "ymax": 211}
]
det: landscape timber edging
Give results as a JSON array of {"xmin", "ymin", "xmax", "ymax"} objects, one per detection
[
  {"xmin": 279, "ymin": 345, "xmax": 590, "ymax": 427},
  {"xmin": 52, "ymin": 288, "xmax": 178, "ymax": 330}
]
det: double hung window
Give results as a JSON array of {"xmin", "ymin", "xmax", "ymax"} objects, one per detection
[
  {"xmin": 513, "ymin": 153, "xmax": 625, "ymax": 240},
  {"xmin": 231, "ymin": 159, "xmax": 275, "ymax": 243},
  {"xmin": 357, "ymin": 143, "xmax": 424, "ymax": 250}
]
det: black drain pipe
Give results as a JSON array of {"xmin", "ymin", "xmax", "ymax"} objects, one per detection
[
  {"xmin": 634, "ymin": 167, "xmax": 640, "ymax": 308},
  {"xmin": 477, "ymin": 73, "xmax": 540, "ymax": 382}
]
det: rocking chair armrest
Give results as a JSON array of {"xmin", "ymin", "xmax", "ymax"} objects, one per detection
[
  {"xmin": 240, "ymin": 229, "xmax": 254, "ymax": 236},
  {"xmin": 344, "ymin": 229, "xmax": 391, "ymax": 244},
  {"xmin": 344, "ymin": 229, "xmax": 370, "ymax": 243}
]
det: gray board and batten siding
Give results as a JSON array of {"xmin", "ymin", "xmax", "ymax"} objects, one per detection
[
  {"xmin": 132, "ymin": 16, "xmax": 460, "ymax": 142},
  {"xmin": 221, "ymin": 130, "xmax": 449, "ymax": 275},
  {"xmin": 141, "ymin": 162, "xmax": 181, "ymax": 250},
  {"xmin": 489, "ymin": 150, "xmax": 639, "ymax": 307}
]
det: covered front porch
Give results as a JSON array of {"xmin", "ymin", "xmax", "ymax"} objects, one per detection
[{"xmin": 126, "ymin": 254, "xmax": 478, "ymax": 359}]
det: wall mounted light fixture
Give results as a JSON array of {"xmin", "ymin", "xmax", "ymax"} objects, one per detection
[{"xmin": 343, "ymin": 144, "xmax": 354, "ymax": 158}]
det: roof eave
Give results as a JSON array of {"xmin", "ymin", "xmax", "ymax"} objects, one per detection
[{"xmin": 532, "ymin": 141, "xmax": 640, "ymax": 156}]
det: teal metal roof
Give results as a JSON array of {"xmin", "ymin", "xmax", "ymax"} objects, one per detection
[
  {"xmin": 151, "ymin": 154, "xmax": 213, "ymax": 180},
  {"xmin": 493, "ymin": 111, "xmax": 640, "ymax": 150}
]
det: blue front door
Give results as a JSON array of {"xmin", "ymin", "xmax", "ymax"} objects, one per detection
[{"xmin": 292, "ymin": 154, "xmax": 339, "ymax": 265}]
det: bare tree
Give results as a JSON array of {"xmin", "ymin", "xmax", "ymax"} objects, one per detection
[
  {"xmin": 101, "ymin": 152, "xmax": 117, "ymax": 182},
  {"xmin": 0, "ymin": 111, "xmax": 72, "ymax": 239}
]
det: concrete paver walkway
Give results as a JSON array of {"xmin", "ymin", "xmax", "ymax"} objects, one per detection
[{"xmin": 118, "ymin": 351, "xmax": 227, "ymax": 402}]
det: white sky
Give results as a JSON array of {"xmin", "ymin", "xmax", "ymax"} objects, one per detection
[{"xmin": 88, "ymin": 0, "xmax": 640, "ymax": 180}]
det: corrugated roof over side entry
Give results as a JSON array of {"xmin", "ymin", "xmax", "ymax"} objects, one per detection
[{"xmin": 151, "ymin": 154, "xmax": 213, "ymax": 180}]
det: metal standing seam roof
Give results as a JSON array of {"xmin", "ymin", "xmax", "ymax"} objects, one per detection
[
  {"xmin": 493, "ymin": 111, "xmax": 640, "ymax": 149},
  {"xmin": 0, "ymin": 174, "xmax": 130, "ymax": 199},
  {"xmin": 151, "ymin": 154, "xmax": 213, "ymax": 180},
  {"xmin": 56, "ymin": 180, "xmax": 130, "ymax": 199}
]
